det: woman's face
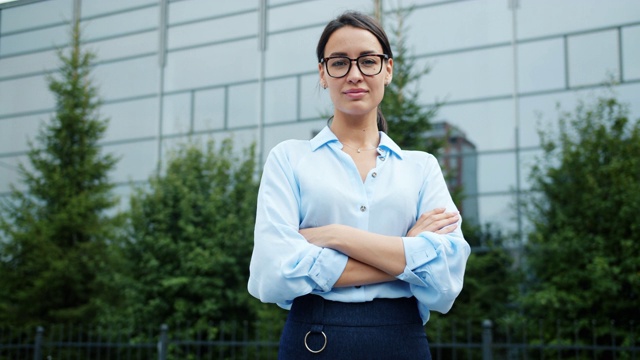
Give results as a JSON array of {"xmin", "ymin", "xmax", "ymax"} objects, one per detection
[{"xmin": 319, "ymin": 26, "xmax": 393, "ymax": 119}]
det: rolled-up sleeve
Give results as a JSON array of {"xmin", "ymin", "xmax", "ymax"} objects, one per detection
[
  {"xmin": 248, "ymin": 143, "xmax": 348, "ymax": 309},
  {"xmin": 397, "ymin": 232, "xmax": 470, "ymax": 315},
  {"xmin": 396, "ymin": 153, "xmax": 471, "ymax": 322}
]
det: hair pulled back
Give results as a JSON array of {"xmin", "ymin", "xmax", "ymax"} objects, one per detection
[{"xmin": 316, "ymin": 11, "xmax": 393, "ymax": 133}]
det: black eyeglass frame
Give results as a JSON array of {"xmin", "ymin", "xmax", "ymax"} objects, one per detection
[{"xmin": 320, "ymin": 54, "xmax": 390, "ymax": 78}]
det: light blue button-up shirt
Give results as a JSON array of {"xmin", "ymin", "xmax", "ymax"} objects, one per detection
[{"xmin": 248, "ymin": 126, "xmax": 470, "ymax": 324}]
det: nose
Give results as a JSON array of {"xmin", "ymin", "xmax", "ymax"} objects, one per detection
[{"xmin": 346, "ymin": 59, "xmax": 363, "ymax": 83}]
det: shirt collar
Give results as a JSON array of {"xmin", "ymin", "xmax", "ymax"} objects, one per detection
[{"xmin": 310, "ymin": 126, "xmax": 404, "ymax": 160}]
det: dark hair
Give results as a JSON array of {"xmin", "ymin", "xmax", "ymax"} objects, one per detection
[{"xmin": 316, "ymin": 11, "xmax": 393, "ymax": 133}]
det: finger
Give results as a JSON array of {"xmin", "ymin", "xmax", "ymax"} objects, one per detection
[
  {"xmin": 418, "ymin": 208, "xmax": 446, "ymax": 221},
  {"xmin": 435, "ymin": 224, "xmax": 458, "ymax": 234},
  {"xmin": 433, "ymin": 212, "xmax": 459, "ymax": 225},
  {"xmin": 415, "ymin": 208, "xmax": 446, "ymax": 227},
  {"xmin": 437, "ymin": 214, "xmax": 460, "ymax": 227}
]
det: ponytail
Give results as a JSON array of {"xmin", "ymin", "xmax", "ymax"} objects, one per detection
[{"xmin": 376, "ymin": 108, "xmax": 388, "ymax": 133}]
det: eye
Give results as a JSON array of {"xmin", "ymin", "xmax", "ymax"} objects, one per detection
[
  {"xmin": 359, "ymin": 56, "xmax": 379, "ymax": 67},
  {"xmin": 329, "ymin": 58, "xmax": 349, "ymax": 67}
]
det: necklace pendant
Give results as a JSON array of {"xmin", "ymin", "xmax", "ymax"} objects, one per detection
[{"xmin": 357, "ymin": 148, "xmax": 361, "ymax": 153}]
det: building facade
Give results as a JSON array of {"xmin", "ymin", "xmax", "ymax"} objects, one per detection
[{"xmin": 1, "ymin": 0, "xmax": 639, "ymax": 234}]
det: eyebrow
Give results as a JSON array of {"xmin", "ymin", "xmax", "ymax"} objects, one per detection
[{"xmin": 327, "ymin": 50, "xmax": 378, "ymax": 57}]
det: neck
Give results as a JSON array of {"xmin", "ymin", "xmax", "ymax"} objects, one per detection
[{"xmin": 330, "ymin": 111, "xmax": 379, "ymax": 147}]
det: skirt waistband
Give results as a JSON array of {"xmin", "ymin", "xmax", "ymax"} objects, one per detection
[{"xmin": 289, "ymin": 294, "xmax": 421, "ymax": 327}]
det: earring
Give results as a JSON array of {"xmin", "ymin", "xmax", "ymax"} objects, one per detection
[{"xmin": 322, "ymin": 83, "xmax": 327, "ymax": 89}]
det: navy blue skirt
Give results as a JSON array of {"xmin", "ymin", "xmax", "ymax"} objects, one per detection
[{"xmin": 278, "ymin": 294, "xmax": 431, "ymax": 359}]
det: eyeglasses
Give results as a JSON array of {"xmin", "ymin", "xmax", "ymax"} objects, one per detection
[{"xmin": 320, "ymin": 54, "xmax": 389, "ymax": 78}]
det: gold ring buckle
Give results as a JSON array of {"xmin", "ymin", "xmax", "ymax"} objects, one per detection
[{"xmin": 304, "ymin": 331, "xmax": 327, "ymax": 353}]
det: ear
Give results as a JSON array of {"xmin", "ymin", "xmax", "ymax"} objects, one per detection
[
  {"xmin": 385, "ymin": 58, "xmax": 393, "ymax": 85},
  {"xmin": 318, "ymin": 62, "xmax": 326, "ymax": 87}
]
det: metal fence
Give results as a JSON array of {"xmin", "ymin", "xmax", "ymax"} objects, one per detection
[{"xmin": 1, "ymin": 319, "xmax": 637, "ymax": 360}]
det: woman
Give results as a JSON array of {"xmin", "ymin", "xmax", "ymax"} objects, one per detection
[{"xmin": 248, "ymin": 11, "xmax": 470, "ymax": 359}]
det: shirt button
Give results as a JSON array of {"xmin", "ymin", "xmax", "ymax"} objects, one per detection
[
  {"xmin": 380, "ymin": 157, "xmax": 386, "ymax": 161},
  {"xmin": 355, "ymin": 286, "xmax": 361, "ymax": 289},
  {"xmin": 360, "ymin": 205, "xmax": 367, "ymax": 212},
  {"xmin": 372, "ymin": 172, "xmax": 377, "ymax": 178}
]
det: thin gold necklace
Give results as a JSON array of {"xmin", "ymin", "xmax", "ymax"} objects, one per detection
[{"xmin": 341, "ymin": 142, "xmax": 377, "ymax": 153}]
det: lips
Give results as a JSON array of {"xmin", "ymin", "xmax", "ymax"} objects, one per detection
[
  {"xmin": 343, "ymin": 88, "xmax": 368, "ymax": 99},
  {"xmin": 343, "ymin": 88, "xmax": 368, "ymax": 94}
]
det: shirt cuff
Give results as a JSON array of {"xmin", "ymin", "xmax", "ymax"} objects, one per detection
[
  {"xmin": 308, "ymin": 247, "xmax": 348, "ymax": 292},
  {"xmin": 402, "ymin": 235, "xmax": 438, "ymax": 270}
]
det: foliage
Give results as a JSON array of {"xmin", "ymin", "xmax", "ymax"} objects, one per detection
[
  {"xmin": 379, "ymin": 6, "xmax": 519, "ymax": 332},
  {"xmin": 521, "ymin": 95, "xmax": 640, "ymax": 344},
  {"xmin": 0, "ymin": 20, "xmax": 121, "ymax": 327},
  {"xmin": 380, "ymin": 7, "xmax": 442, "ymax": 154},
  {"xmin": 107, "ymin": 138, "xmax": 261, "ymax": 332},
  {"xmin": 428, "ymin": 223, "xmax": 520, "ymax": 347}
]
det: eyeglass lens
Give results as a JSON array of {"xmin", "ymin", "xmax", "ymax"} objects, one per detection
[{"xmin": 326, "ymin": 55, "xmax": 384, "ymax": 78}]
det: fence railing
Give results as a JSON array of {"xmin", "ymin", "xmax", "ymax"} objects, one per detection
[{"xmin": 1, "ymin": 319, "xmax": 637, "ymax": 360}]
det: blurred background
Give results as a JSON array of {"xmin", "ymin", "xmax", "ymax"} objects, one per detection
[
  {"xmin": 2, "ymin": 0, "xmax": 638, "ymax": 232},
  {"xmin": 0, "ymin": 0, "xmax": 639, "ymax": 359}
]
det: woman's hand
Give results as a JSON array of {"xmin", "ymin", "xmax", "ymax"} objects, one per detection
[{"xmin": 406, "ymin": 208, "xmax": 459, "ymax": 237}]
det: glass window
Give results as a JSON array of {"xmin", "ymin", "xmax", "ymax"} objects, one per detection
[
  {"xmin": 162, "ymin": 93, "xmax": 192, "ymax": 136},
  {"xmin": 416, "ymin": 47, "xmax": 513, "ymax": 105},
  {"xmin": 0, "ymin": 25, "xmax": 68, "ymax": 56},
  {"xmin": 0, "ymin": 49, "xmax": 58, "ymax": 78},
  {"xmin": 264, "ymin": 78, "xmax": 297, "ymax": 124},
  {"xmin": 429, "ymin": 100, "xmax": 515, "ymax": 152},
  {"xmin": 518, "ymin": 91, "xmax": 578, "ymax": 149},
  {"xmin": 162, "ymin": 128, "xmax": 257, "ymax": 157},
  {"xmin": 81, "ymin": 0, "xmax": 156, "ymax": 18},
  {"xmin": 227, "ymin": 82, "xmax": 258, "ymax": 129},
  {"xmin": 92, "ymin": 55, "xmax": 159, "ymax": 100},
  {"xmin": 266, "ymin": 27, "xmax": 319, "ymax": 78},
  {"xmin": 111, "ymin": 184, "xmax": 134, "ymax": 212},
  {"xmin": 102, "ymin": 98, "xmax": 160, "ymax": 142},
  {"xmin": 568, "ymin": 30, "xmax": 619, "ymax": 87},
  {"xmin": 478, "ymin": 152, "xmax": 516, "ymax": 195},
  {"xmin": 518, "ymin": 148, "xmax": 544, "ymax": 192},
  {"xmin": 106, "ymin": 140, "xmax": 158, "ymax": 183},
  {"xmin": 81, "ymin": 7, "xmax": 158, "ymax": 42},
  {"xmin": 164, "ymin": 38, "xmax": 258, "ymax": 92},
  {"xmin": 477, "ymin": 193, "xmax": 518, "ymax": 233},
  {"xmin": 268, "ymin": 0, "xmax": 306, "ymax": 6},
  {"xmin": 518, "ymin": 38, "xmax": 565, "ymax": 93},
  {"xmin": 194, "ymin": 87, "xmax": 226, "ymax": 132},
  {"xmin": 622, "ymin": 25, "xmax": 640, "ymax": 81},
  {"xmin": 299, "ymin": 74, "xmax": 332, "ymax": 120},
  {"xmin": 88, "ymin": 31, "xmax": 157, "ymax": 62},
  {"xmin": 0, "ymin": 115, "xmax": 43, "ymax": 153},
  {"xmin": 168, "ymin": 12, "xmax": 256, "ymax": 50},
  {"xmin": 616, "ymin": 83, "xmax": 640, "ymax": 113},
  {"xmin": 168, "ymin": 0, "xmax": 257, "ymax": 25},
  {"xmin": 268, "ymin": 0, "xmax": 370, "ymax": 33},
  {"xmin": 0, "ymin": 75, "xmax": 54, "ymax": 116},
  {"xmin": 262, "ymin": 120, "xmax": 325, "ymax": 155},
  {"xmin": 0, "ymin": 0, "xmax": 72, "ymax": 33},
  {"xmin": 0, "ymin": 155, "xmax": 28, "ymax": 193},
  {"xmin": 519, "ymin": 0, "xmax": 640, "ymax": 40},
  {"xmin": 407, "ymin": 1, "xmax": 511, "ymax": 56}
]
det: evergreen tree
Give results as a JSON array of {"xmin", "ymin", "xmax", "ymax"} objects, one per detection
[
  {"xmin": 115, "ymin": 138, "xmax": 260, "ymax": 332},
  {"xmin": 521, "ymin": 94, "xmax": 640, "ymax": 344},
  {"xmin": 380, "ymin": 7, "xmax": 442, "ymax": 154},
  {"xmin": 378, "ymin": 7, "xmax": 520, "ymax": 332},
  {"xmin": 0, "ymin": 20, "xmax": 120, "ymax": 326}
]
